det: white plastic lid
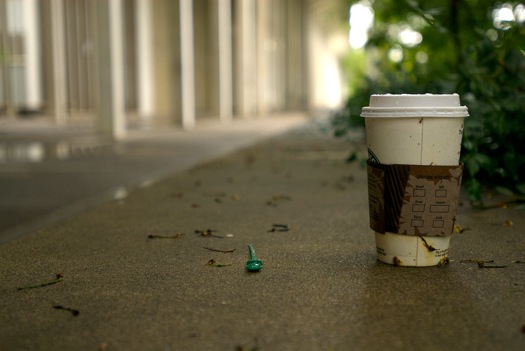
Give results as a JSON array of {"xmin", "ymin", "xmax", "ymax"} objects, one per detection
[{"xmin": 361, "ymin": 94, "xmax": 469, "ymax": 118}]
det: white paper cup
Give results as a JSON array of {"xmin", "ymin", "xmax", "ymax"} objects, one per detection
[{"xmin": 361, "ymin": 94, "xmax": 468, "ymax": 267}]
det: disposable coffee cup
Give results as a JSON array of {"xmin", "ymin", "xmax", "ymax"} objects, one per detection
[{"xmin": 361, "ymin": 94, "xmax": 468, "ymax": 267}]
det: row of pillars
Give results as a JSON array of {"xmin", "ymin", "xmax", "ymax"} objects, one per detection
[
  {"xmin": 50, "ymin": 0, "xmax": 304, "ymax": 138},
  {"xmin": 21, "ymin": 0, "xmax": 334, "ymax": 140},
  {"xmin": 42, "ymin": 0, "xmax": 235, "ymax": 139}
]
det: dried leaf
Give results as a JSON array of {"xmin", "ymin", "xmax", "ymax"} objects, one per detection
[{"xmin": 454, "ymin": 224, "xmax": 470, "ymax": 233}]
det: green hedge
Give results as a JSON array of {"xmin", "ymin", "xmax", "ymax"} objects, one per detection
[{"xmin": 333, "ymin": 0, "xmax": 525, "ymax": 206}]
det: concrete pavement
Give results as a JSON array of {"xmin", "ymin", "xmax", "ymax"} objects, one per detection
[
  {"xmin": 1, "ymin": 118, "xmax": 524, "ymax": 350},
  {"xmin": 0, "ymin": 114, "xmax": 305, "ymax": 244}
]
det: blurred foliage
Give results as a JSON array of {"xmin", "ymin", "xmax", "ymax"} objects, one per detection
[{"xmin": 333, "ymin": 0, "xmax": 525, "ymax": 206}]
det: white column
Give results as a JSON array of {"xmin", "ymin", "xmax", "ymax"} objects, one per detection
[
  {"xmin": 236, "ymin": 0, "xmax": 257, "ymax": 117},
  {"xmin": 135, "ymin": 0, "xmax": 155, "ymax": 121},
  {"xmin": 256, "ymin": 0, "xmax": 268, "ymax": 115},
  {"xmin": 179, "ymin": 0, "xmax": 195, "ymax": 130},
  {"xmin": 285, "ymin": 0, "xmax": 305, "ymax": 110},
  {"xmin": 49, "ymin": 0, "xmax": 67, "ymax": 124},
  {"xmin": 22, "ymin": 0, "xmax": 42, "ymax": 110},
  {"xmin": 218, "ymin": 0, "xmax": 232, "ymax": 123},
  {"xmin": 97, "ymin": 0, "xmax": 126, "ymax": 139}
]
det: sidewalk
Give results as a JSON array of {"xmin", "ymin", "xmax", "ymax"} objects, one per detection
[
  {"xmin": 1, "ymin": 119, "xmax": 524, "ymax": 350},
  {"xmin": 0, "ymin": 114, "xmax": 305, "ymax": 244}
]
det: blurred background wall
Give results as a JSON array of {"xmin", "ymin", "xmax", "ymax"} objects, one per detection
[{"xmin": 0, "ymin": 0, "xmax": 349, "ymax": 138}]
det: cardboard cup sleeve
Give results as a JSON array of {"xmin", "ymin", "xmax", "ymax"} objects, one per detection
[{"xmin": 367, "ymin": 161, "xmax": 463, "ymax": 237}]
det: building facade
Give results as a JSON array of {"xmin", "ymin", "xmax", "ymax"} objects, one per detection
[{"xmin": 0, "ymin": 0, "xmax": 346, "ymax": 138}]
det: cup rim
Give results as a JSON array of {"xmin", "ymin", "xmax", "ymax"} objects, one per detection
[
  {"xmin": 361, "ymin": 106, "xmax": 469, "ymax": 118},
  {"xmin": 361, "ymin": 93, "xmax": 469, "ymax": 118}
]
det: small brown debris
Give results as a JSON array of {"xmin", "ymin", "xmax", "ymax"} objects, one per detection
[
  {"xmin": 503, "ymin": 220, "xmax": 514, "ymax": 227},
  {"xmin": 266, "ymin": 194, "xmax": 291, "ymax": 207},
  {"xmin": 335, "ymin": 183, "xmax": 347, "ymax": 191},
  {"xmin": 267, "ymin": 224, "xmax": 290, "ymax": 232},
  {"xmin": 236, "ymin": 337, "xmax": 260, "ymax": 351},
  {"xmin": 148, "ymin": 233, "xmax": 184, "ymax": 239},
  {"xmin": 460, "ymin": 259, "xmax": 488, "ymax": 264},
  {"xmin": 419, "ymin": 236, "xmax": 436, "ymax": 252},
  {"xmin": 460, "ymin": 259, "xmax": 507, "ymax": 268},
  {"xmin": 244, "ymin": 153, "xmax": 256, "ymax": 165},
  {"xmin": 203, "ymin": 247, "xmax": 235, "ymax": 253},
  {"xmin": 438, "ymin": 257, "xmax": 450, "ymax": 267},
  {"xmin": 343, "ymin": 175, "xmax": 355, "ymax": 182},
  {"xmin": 206, "ymin": 259, "xmax": 232, "ymax": 267},
  {"xmin": 393, "ymin": 256, "xmax": 402, "ymax": 266},
  {"xmin": 195, "ymin": 229, "xmax": 223, "ymax": 238},
  {"xmin": 53, "ymin": 305, "xmax": 79, "ymax": 317},
  {"xmin": 272, "ymin": 194, "xmax": 291, "ymax": 201},
  {"xmin": 454, "ymin": 224, "xmax": 470, "ymax": 233},
  {"xmin": 479, "ymin": 262, "xmax": 508, "ymax": 268}
]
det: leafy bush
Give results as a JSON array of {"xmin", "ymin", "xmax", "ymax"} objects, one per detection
[{"xmin": 334, "ymin": 0, "xmax": 525, "ymax": 206}]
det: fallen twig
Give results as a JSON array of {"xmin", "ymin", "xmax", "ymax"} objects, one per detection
[
  {"xmin": 203, "ymin": 247, "xmax": 235, "ymax": 253},
  {"xmin": 458, "ymin": 259, "xmax": 525, "ymax": 268},
  {"xmin": 147, "ymin": 233, "xmax": 184, "ymax": 239},
  {"xmin": 17, "ymin": 273, "xmax": 63, "ymax": 291},
  {"xmin": 267, "ymin": 224, "xmax": 290, "ymax": 232},
  {"xmin": 479, "ymin": 263, "xmax": 508, "ymax": 268},
  {"xmin": 53, "ymin": 305, "xmax": 79, "ymax": 317},
  {"xmin": 460, "ymin": 259, "xmax": 504, "ymax": 268}
]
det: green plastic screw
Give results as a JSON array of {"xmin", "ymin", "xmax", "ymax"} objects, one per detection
[{"xmin": 246, "ymin": 244, "xmax": 263, "ymax": 272}]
